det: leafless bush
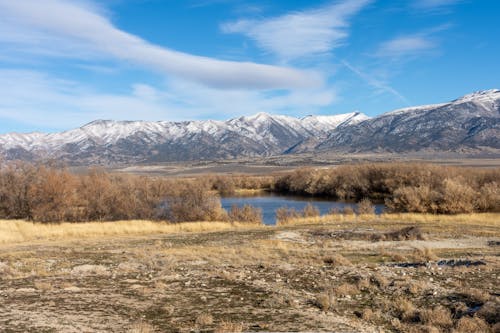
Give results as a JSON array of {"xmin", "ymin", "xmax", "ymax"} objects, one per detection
[
  {"xmin": 228, "ymin": 204, "xmax": 262, "ymax": 224},
  {"xmin": 303, "ymin": 203, "xmax": 320, "ymax": 217},
  {"xmin": 162, "ymin": 182, "xmax": 227, "ymax": 222},
  {"xmin": 274, "ymin": 163, "xmax": 500, "ymax": 214},
  {"xmin": 275, "ymin": 206, "xmax": 302, "ymax": 224},
  {"xmin": 357, "ymin": 198, "xmax": 375, "ymax": 214}
]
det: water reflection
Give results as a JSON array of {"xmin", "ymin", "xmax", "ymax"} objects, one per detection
[{"xmin": 221, "ymin": 194, "xmax": 385, "ymax": 225}]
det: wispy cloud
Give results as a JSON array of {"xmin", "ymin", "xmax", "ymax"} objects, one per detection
[
  {"xmin": 375, "ymin": 35, "xmax": 437, "ymax": 59},
  {"xmin": 0, "ymin": 69, "xmax": 337, "ymax": 130},
  {"xmin": 341, "ymin": 60, "xmax": 410, "ymax": 104},
  {"xmin": 0, "ymin": 0, "xmax": 320, "ymax": 90},
  {"xmin": 221, "ymin": 0, "xmax": 372, "ymax": 61}
]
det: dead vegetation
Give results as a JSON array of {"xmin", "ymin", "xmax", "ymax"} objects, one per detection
[
  {"xmin": 0, "ymin": 216, "xmax": 497, "ymax": 332},
  {"xmin": 0, "ymin": 162, "xmax": 264, "ymax": 223},
  {"xmin": 273, "ymin": 163, "xmax": 500, "ymax": 213}
]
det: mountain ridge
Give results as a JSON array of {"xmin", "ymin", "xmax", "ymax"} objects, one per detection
[{"xmin": 0, "ymin": 89, "xmax": 498, "ymax": 165}]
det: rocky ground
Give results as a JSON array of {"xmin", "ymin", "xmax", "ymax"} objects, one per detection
[{"xmin": 0, "ymin": 219, "xmax": 498, "ymax": 332}]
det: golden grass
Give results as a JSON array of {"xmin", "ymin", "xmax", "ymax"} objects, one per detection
[
  {"xmin": 277, "ymin": 213, "xmax": 500, "ymax": 226},
  {"xmin": 234, "ymin": 188, "xmax": 268, "ymax": 195},
  {"xmin": 0, "ymin": 220, "xmax": 255, "ymax": 245}
]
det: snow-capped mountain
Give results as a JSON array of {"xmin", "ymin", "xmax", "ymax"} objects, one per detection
[
  {"xmin": 1, "ymin": 89, "xmax": 498, "ymax": 165},
  {"xmin": 316, "ymin": 89, "xmax": 500, "ymax": 153},
  {"xmin": 0, "ymin": 112, "xmax": 368, "ymax": 164}
]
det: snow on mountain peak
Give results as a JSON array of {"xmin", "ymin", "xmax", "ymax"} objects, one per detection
[{"xmin": 453, "ymin": 89, "xmax": 500, "ymax": 104}]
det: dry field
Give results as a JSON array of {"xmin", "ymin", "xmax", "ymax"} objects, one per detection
[{"xmin": 0, "ymin": 214, "xmax": 499, "ymax": 332}]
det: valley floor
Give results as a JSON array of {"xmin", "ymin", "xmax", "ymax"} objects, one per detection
[{"xmin": 0, "ymin": 215, "xmax": 499, "ymax": 332}]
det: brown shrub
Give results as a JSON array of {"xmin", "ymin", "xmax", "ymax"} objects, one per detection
[
  {"xmin": 274, "ymin": 163, "xmax": 500, "ymax": 214},
  {"xmin": 211, "ymin": 176, "xmax": 236, "ymax": 196},
  {"xmin": 342, "ymin": 206, "xmax": 355, "ymax": 215},
  {"xmin": 387, "ymin": 185, "xmax": 440, "ymax": 213},
  {"xmin": 303, "ymin": 203, "xmax": 320, "ymax": 217},
  {"xmin": 314, "ymin": 292, "xmax": 332, "ymax": 311},
  {"xmin": 334, "ymin": 283, "xmax": 360, "ymax": 297},
  {"xmin": 393, "ymin": 298, "xmax": 418, "ymax": 323},
  {"xmin": 162, "ymin": 182, "xmax": 227, "ymax": 222},
  {"xmin": 439, "ymin": 178, "xmax": 477, "ymax": 214},
  {"xmin": 454, "ymin": 316, "xmax": 491, "ymax": 333},
  {"xmin": 323, "ymin": 254, "xmax": 352, "ymax": 266},
  {"xmin": 195, "ymin": 313, "xmax": 214, "ymax": 326},
  {"xmin": 357, "ymin": 198, "xmax": 375, "ymax": 215},
  {"xmin": 412, "ymin": 248, "xmax": 438, "ymax": 262},
  {"xmin": 275, "ymin": 206, "xmax": 302, "ymax": 224},
  {"xmin": 419, "ymin": 306, "xmax": 453, "ymax": 329},
  {"xmin": 228, "ymin": 204, "xmax": 262, "ymax": 224},
  {"xmin": 476, "ymin": 182, "xmax": 500, "ymax": 212}
]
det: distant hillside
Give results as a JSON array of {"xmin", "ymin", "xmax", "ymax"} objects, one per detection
[{"xmin": 312, "ymin": 89, "xmax": 500, "ymax": 154}]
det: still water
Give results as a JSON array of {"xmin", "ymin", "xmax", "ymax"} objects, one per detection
[{"xmin": 221, "ymin": 194, "xmax": 385, "ymax": 225}]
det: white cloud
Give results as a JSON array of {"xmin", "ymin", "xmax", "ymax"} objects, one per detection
[
  {"xmin": 0, "ymin": 0, "xmax": 321, "ymax": 90},
  {"xmin": 0, "ymin": 69, "xmax": 337, "ymax": 131},
  {"xmin": 221, "ymin": 0, "xmax": 372, "ymax": 61},
  {"xmin": 375, "ymin": 35, "xmax": 437, "ymax": 59},
  {"xmin": 341, "ymin": 61, "xmax": 410, "ymax": 104}
]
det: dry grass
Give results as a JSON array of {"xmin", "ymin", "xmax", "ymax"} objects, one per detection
[
  {"xmin": 420, "ymin": 306, "xmax": 453, "ymax": 328},
  {"xmin": 0, "ymin": 220, "xmax": 254, "ymax": 245},
  {"xmin": 454, "ymin": 316, "xmax": 491, "ymax": 333},
  {"xmin": 276, "ymin": 212, "xmax": 500, "ymax": 227},
  {"xmin": 128, "ymin": 321, "xmax": 155, "ymax": 333},
  {"xmin": 323, "ymin": 254, "xmax": 352, "ymax": 266},
  {"xmin": 314, "ymin": 292, "xmax": 333, "ymax": 311},
  {"xmin": 195, "ymin": 313, "xmax": 214, "ymax": 326},
  {"xmin": 214, "ymin": 320, "xmax": 244, "ymax": 333}
]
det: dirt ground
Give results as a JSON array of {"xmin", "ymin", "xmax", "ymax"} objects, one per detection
[{"xmin": 0, "ymin": 219, "xmax": 498, "ymax": 332}]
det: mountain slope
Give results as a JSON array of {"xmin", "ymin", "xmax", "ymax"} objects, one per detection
[
  {"xmin": 0, "ymin": 112, "xmax": 368, "ymax": 164},
  {"xmin": 316, "ymin": 89, "xmax": 500, "ymax": 153},
  {"xmin": 1, "ymin": 89, "xmax": 498, "ymax": 165}
]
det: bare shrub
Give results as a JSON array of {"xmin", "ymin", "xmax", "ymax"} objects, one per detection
[
  {"xmin": 212, "ymin": 176, "xmax": 236, "ymax": 196},
  {"xmin": 314, "ymin": 292, "xmax": 333, "ymax": 311},
  {"xmin": 228, "ymin": 204, "xmax": 262, "ymax": 224},
  {"xmin": 387, "ymin": 185, "xmax": 440, "ymax": 213},
  {"xmin": 370, "ymin": 273, "xmax": 389, "ymax": 289},
  {"xmin": 342, "ymin": 206, "xmax": 355, "ymax": 215},
  {"xmin": 357, "ymin": 198, "xmax": 375, "ymax": 215},
  {"xmin": 476, "ymin": 182, "xmax": 500, "ymax": 212},
  {"xmin": 195, "ymin": 313, "xmax": 214, "ymax": 326},
  {"xmin": 412, "ymin": 248, "xmax": 437, "ymax": 262},
  {"xmin": 334, "ymin": 283, "xmax": 360, "ymax": 297},
  {"xmin": 303, "ymin": 203, "xmax": 320, "ymax": 217},
  {"xmin": 273, "ymin": 163, "xmax": 500, "ymax": 214},
  {"xmin": 275, "ymin": 206, "xmax": 302, "ymax": 224},
  {"xmin": 439, "ymin": 178, "xmax": 477, "ymax": 214},
  {"xmin": 419, "ymin": 306, "xmax": 453, "ymax": 329},
  {"xmin": 454, "ymin": 316, "xmax": 491, "ymax": 333},
  {"xmin": 359, "ymin": 308, "xmax": 374, "ymax": 321},
  {"xmin": 323, "ymin": 254, "xmax": 352, "ymax": 266},
  {"xmin": 392, "ymin": 298, "xmax": 418, "ymax": 323},
  {"xmin": 163, "ymin": 182, "xmax": 227, "ymax": 222}
]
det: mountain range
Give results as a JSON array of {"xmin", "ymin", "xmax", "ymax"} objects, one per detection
[{"xmin": 0, "ymin": 89, "xmax": 498, "ymax": 165}]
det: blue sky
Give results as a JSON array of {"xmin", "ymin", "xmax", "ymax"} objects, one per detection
[{"xmin": 0, "ymin": 0, "xmax": 498, "ymax": 133}]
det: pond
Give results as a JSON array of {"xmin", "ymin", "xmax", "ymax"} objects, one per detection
[{"xmin": 221, "ymin": 194, "xmax": 385, "ymax": 225}]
